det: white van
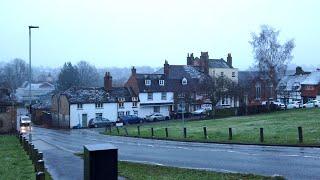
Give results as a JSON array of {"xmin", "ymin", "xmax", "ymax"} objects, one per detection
[{"xmin": 20, "ymin": 115, "xmax": 31, "ymax": 126}]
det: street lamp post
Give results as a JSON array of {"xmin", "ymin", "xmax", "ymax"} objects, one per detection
[{"xmin": 28, "ymin": 26, "xmax": 39, "ymax": 113}]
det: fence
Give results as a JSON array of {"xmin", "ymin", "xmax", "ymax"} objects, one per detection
[
  {"xmin": 17, "ymin": 133, "xmax": 46, "ymax": 180},
  {"xmin": 108, "ymin": 126, "xmax": 305, "ymax": 144}
]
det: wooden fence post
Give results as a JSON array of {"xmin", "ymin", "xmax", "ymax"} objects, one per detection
[
  {"xmin": 36, "ymin": 172, "xmax": 45, "ymax": 180},
  {"xmin": 151, "ymin": 127, "xmax": 154, "ymax": 137},
  {"xmin": 165, "ymin": 128, "xmax": 168, "ymax": 138},
  {"xmin": 203, "ymin": 127, "xmax": 207, "ymax": 139},
  {"xmin": 228, "ymin": 128, "xmax": 233, "ymax": 140},
  {"xmin": 124, "ymin": 127, "xmax": 128, "ymax": 136},
  {"xmin": 298, "ymin": 126, "xmax": 303, "ymax": 143},
  {"xmin": 260, "ymin": 128, "xmax": 264, "ymax": 142},
  {"xmin": 183, "ymin": 127, "xmax": 187, "ymax": 138},
  {"xmin": 137, "ymin": 126, "xmax": 140, "ymax": 136}
]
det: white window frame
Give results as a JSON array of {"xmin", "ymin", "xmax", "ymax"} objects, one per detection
[
  {"xmin": 159, "ymin": 80, "xmax": 165, "ymax": 86},
  {"xmin": 147, "ymin": 92, "xmax": 153, "ymax": 100},
  {"xmin": 118, "ymin": 102, "xmax": 124, "ymax": 109},
  {"xmin": 95, "ymin": 103, "xmax": 103, "ymax": 108},
  {"xmin": 182, "ymin": 78, "xmax": 188, "ymax": 85},
  {"xmin": 77, "ymin": 103, "xmax": 83, "ymax": 109},
  {"xmin": 161, "ymin": 92, "xmax": 167, "ymax": 100},
  {"xmin": 145, "ymin": 79, "xmax": 151, "ymax": 86},
  {"xmin": 132, "ymin": 101, "xmax": 137, "ymax": 107}
]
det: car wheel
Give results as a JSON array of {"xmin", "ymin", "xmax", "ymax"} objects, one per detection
[
  {"xmin": 165, "ymin": 116, "xmax": 169, "ymax": 120},
  {"xmin": 315, "ymin": 105, "xmax": 319, "ymax": 108}
]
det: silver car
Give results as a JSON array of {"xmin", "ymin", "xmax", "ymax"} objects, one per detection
[{"xmin": 145, "ymin": 113, "xmax": 170, "ymax": 122}]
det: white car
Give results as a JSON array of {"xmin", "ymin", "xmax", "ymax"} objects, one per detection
[
  {"xmin": 287, "ymin": 101, "xmax": 301, "ymax": 109},
  {"xmin": 20, "ymin": 115, "xmax": 31, "ymax": 125},
  {"xmin": 302, "ymin": 100, "xmax": 320, "ymax": 108}
]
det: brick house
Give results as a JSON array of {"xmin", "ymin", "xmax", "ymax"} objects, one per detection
[
  {"xmin": 51, "ymin": 72, "xmax": 138, "ymax": 129},
  {"xmin": 238, "ymin": 71, "xmax": 275, "ymax": 106},
  {"xmin": 301, "ymin": 70, "xmax": 320, "ymax": 103},
  {"xmin": 125, "ymin": 61, "xmax": 213, "ymax": 116}
]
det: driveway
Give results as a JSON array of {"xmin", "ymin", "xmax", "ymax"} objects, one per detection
[{"xmin": 26, "ymin": 127, "xmax": 320, "ymax": 180}]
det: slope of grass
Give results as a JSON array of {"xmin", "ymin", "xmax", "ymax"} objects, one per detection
[
  {"xmin": 104, "ymin": 108, "xmax": 320, "ymax": 145},
  {"xmin": 0, "ymin": 135, "xmax": 35, "ymax": 180}
]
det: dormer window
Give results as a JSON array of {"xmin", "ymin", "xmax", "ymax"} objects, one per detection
[
  {"xmin": 159, "ymin": 80, "xmax": 165, "ymax": 86},
  {"xmin": 145, "ymin": 80, "xmax": 151, "ymax": 86},
  {"xmin": 132, "ymin": 97, "xmax": 138, "ymax": 101},
  {"xmin": 118, "ymin": 97, "xmax": 125, "ymax": 102},
  {"xmin": 182, "ymin": 78, "xmax": 188, "ymax": 85}
]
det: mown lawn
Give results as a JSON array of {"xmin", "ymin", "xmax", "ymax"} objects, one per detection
[
  {"xmin": 118, "ymin": 161, "xmax": 283, "ymax": 180},
  {"xmin": 104, "ymin": 108, "xmax": 320, "ymax": 145},
  {"xmin": 0, "ymin": 135, "xmax": 35, "ymax": 180},
  {"xmin": 74, "ymin": 153, "xmax": 282, "ymax": 180}
]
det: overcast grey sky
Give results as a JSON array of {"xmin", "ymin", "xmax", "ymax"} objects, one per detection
[{"xmin": 0, "ymin": 0, "xmax": 319, "ymax": 70}]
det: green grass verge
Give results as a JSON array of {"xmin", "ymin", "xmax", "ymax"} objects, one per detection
[
  {"xmin": 74, "ymin": 153, "xmax": 282, "ymax": 180},
  {"xmin": 118, "ymin": 161, "xmax": 283, "ymax": 180},
  {"xmin": 0, "ymin": 135, "xmax": 52, "ymax": 180},
  {"xmin": 104, "ymin": 108, "xmax": 320, "ymax": 146}
]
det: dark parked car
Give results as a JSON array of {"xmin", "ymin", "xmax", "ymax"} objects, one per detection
[
  {"xmin": 88, "ymin": 117, "xmax": 112, "ymax": 128},
  {"xmin": 119, "ymin": 115, "xmax": 144, "ymax": 124}
]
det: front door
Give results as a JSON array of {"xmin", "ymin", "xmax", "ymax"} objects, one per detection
[{"xmin": 82, "ymin": 114, "xmax": 87, "ymax": 128}]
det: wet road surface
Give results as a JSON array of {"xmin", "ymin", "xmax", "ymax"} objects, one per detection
[{"xmin": 26, "ymin": 127, "xmax": 320, "ymax": 180}]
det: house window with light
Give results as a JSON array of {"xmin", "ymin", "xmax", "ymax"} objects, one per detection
[
  {"xmin": 145, "ymin": 79, "xmax": 151, "ymax": 86},
  {"xmin": 159, "ymin": 80, "xmax": 165, "ymax": 86},
  {"xmin": 181, "ymin": 78, "xmax": 188, "ymax": 85},
  {"xmin": 95, "ymin": 103, "xmax": 103, "ymax": 108},
  {"xmin": 147, "ymin": 92, "xmax": 153, "ymax": 100}
]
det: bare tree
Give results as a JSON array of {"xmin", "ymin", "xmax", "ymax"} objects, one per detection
[
  {"xmin": 76, "ymin": 61, "xmax": 100, "ymax": 87},
  {"xmin": 250, "ymin": 25, "xmax": 295, "ymax": 89},
  {"xmin": 1, "ymin": 59, "xmax": 29, "ymax": 90}
]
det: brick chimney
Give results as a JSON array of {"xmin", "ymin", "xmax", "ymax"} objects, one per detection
[
  {"xmin": 131, "ymin": 66, "xmax": 136, "ymax": 76},
  {"xmin": 104, "ymin": 72, "xmax": 112, "ymax": 92},
  {"xmin": 295, "ymin": 66, "xmax": 304, "ymax": 75},
  {"xmin": 227, "ymin": 53, "xmax": 232, "ymax": 67},
  {"xmin": 200, "ymin": 52, "xmax": 209, "ymax": 75},
  {"xmin": 187, "ymin": 53, "xmax": 194, "ymax": 65},
  {"xmin": 164, "ymin": 60, "xmax": 169, "ymax": 76}
]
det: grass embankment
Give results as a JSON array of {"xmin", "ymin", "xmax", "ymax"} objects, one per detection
[
  {"xmin": 74, "ymin": 153, "xmax": 281, "ymax": 180},
  {"xmin": 0, "ymin": 135, "xmax": 52, "ymax": 180},
  {"xmin": 104, "ymin": 108, "xmax": 320, "ymax": 146}
]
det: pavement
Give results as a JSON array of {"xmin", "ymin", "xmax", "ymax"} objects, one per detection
[{"xmin": 25, "ymin": 127, "xmax": 320, "ymax": 180}]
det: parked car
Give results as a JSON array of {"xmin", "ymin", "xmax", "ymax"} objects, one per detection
[
  {"xmin": 302, "ymin": 100, "xmax": 320, "ymax": 108},
  {"xmin": 287, "ymin": 101, "xmax": 301, "ymax": 109},
  {"xmin": 145, "ymin": 113, "xmax": 170, "ymax": 122},
  {"xmin": 88, "ymin": 117, "xmax": 112, "ymax": 128},
  {"xmin": 191, "ymin": 108, "xmax": 207, "ymax": 115},
  {"xmin": 119, "ymin": 115, "xmax": 144, "ymax": 125}
]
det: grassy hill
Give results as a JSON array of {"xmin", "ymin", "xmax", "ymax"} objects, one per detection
[{"xmin": 105, "ymin": 108, "xmax": 320, "ymax": 146}]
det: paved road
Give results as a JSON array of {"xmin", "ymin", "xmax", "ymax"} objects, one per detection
[{"xmin": 27, "ymin": 127, "xmax": 320, "ymax": 180}]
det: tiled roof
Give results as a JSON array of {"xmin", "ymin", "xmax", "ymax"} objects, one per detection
[
  {"xmin": 62, "ymin": 87, "xmax": 135, "ymax": 104},
  {"xmin": 301, "ymin": 71, "xmax": 320, "ymax": 85},
  {"xmin": 208, "ymin": 59, "xmax": 232, "ymax": 68},
  {"xmin": 139, "ymin": 65, "xmax": 212, "ymax": 93},
  {"xmin": 277, "ymin": 74, "xmax": 310, "ymax": 91}
]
